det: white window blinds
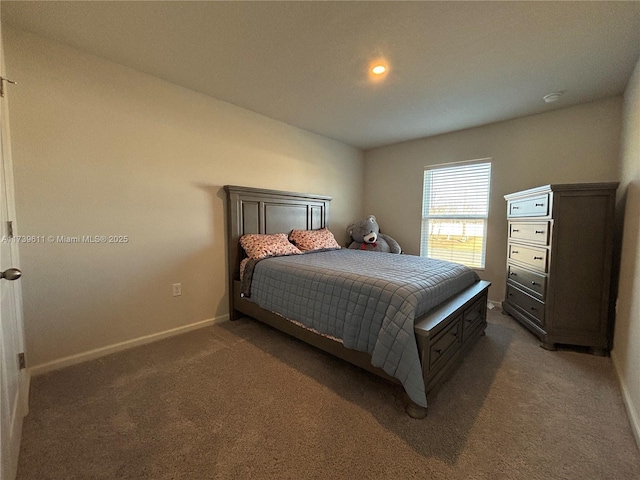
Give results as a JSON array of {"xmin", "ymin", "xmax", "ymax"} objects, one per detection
[{"xmin": 421, "ymin": 161, "xmax": 492, "ymax": 269}]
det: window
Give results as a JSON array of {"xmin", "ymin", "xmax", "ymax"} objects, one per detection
[{"xmin": 420, "ymin": 160, "xmax": 492, "ymax": 269}]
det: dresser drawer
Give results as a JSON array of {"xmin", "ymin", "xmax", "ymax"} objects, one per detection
[
  {"xmin": 509, "ymin": 221, "xmax": 551, "ymax": 245},
  {"xmin": 462, "ymin": 297, "xmax": 485, "ymax": 341},
  {"xmin": 507, "ymin": 264, "xmax": 546, "ymax": 299},
  {"xmin": 506, "ymin": 285, "xmax": 545, "ymax": 327},
  {"xmin": 508, "ymin": 194, "xmax": 550, "ymax": 218},
  {"xmin": 508, "ymin": 244, "xmax": 548, "ymax": 272},
  {"xmin": 429, "ymin": 316, "xmax": 461, "ymax": 369}
]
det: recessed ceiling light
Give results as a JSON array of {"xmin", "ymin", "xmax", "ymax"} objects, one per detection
[
  {"xmin": 543, "ymin": 91, "xmax": 564, "ymax": 103},
  {"xmin": 371, "ymin": 65, "xmax": 387, "ymax": 75}
]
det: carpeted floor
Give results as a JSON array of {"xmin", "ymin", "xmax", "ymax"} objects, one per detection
[{"xmin": 17, "ymin": 309, "xmax": 640, "ymax": 479}]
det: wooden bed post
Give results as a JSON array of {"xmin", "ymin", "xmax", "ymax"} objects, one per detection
[{"xmin": 405, "ymin": 398, "xmax": 428, "ymax": 419}]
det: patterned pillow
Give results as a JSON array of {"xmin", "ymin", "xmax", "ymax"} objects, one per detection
[
  {"xmin": 289, "ymin": 228, "xmax": 341, "ymax": 252},
  {"xmin": 240, "ymin": 233, "xmax": 302, "ymax": 260}
]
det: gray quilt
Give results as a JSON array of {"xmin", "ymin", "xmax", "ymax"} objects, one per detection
[{"xmin": 245, "ymin": 249, "xmax": 479, "ymax": 407}]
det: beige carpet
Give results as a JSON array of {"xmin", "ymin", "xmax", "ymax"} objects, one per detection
[{"xmin": 17, "ymin": 309, "xmax": 640, "ymax": 479}]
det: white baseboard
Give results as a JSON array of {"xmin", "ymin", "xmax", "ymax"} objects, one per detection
[
  {"xmin": 28, "ymin": 315, "xmax": 229, "ymax": 377},
  {"xmin": 612, "ymin": 351, "xmax": 640, "ymax": 451},
  {"xmin": 487, "ymin": 299, "xmax": 503, "ymax": 311}
]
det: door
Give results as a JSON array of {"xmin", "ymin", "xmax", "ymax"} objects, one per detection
[{"xmin": 0, "ymin": 22, "xmax": 28, "ymax": 480}]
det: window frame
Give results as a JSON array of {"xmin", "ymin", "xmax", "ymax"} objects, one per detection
[{"xmin": 420, "ymin": 158, "xmax": 492, "ymax": 270}]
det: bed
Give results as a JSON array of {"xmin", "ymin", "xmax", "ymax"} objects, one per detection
[{"xmin": 225, "ymin": 185, "xmax": 490, "ymax": 418}]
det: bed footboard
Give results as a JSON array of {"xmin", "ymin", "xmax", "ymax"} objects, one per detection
[{"xmin": 414, "ymin": 280, "xmax": 490, "ymax": 403}]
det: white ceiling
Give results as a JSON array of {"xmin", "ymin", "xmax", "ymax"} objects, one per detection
[{"xmin": 3, "ymin": 1, "xmax": 640, "ymax": 150}]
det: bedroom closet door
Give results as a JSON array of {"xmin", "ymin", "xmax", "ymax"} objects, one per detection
[{"xmin": 0, "ymin": 22, "xmax": 27, "ymax": 480}]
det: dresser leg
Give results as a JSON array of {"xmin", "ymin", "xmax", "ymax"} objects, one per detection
[{"xmin": 540, "ymin": 341, "xmax": 557, "ymax": 351}]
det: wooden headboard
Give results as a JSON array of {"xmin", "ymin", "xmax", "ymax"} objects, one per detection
[{"xmin": 224, "ymin": 185, "xmax": 332, "ymax": 284}]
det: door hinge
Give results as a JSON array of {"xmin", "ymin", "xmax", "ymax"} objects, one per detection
[
  {"xmin": 18, "ymin": 352, "xmax": 25, "ymax": 370},
  {"xmin": 7, "ymin": 221, "xmax": 13, "ymax": 238}
]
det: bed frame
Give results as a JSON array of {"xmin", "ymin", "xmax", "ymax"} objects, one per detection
[{"xmin": 224, "ymin": 185, "xmax": 490, "ymax": 418}]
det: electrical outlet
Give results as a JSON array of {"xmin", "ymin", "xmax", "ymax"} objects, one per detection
[{"xmin": 172, "ymin": 283, "xmax": 182, "ymax": 297}]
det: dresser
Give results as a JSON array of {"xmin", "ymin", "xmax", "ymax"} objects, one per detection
[{"xmin": 502, "ymin": 183, "xmax": 618, "ymax": 354}]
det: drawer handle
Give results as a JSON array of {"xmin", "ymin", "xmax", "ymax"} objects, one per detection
[
  {"xmin": 512, "ymin": 229, "xmax": 520, "ymax": 232},
  {"xmin": 530, "ymin": 306, "xmax": 537, "ymax": 311},
  {"xmin": 535, "ymin": 230, "xmax": 545, "ymax": 234},
  {"xmin": 535, "ymin": 203, "xmax": 544, "ymax": 207},
  {"xmin": 435, "ymin": 348, "xmax": 442, "ymax": 355},
  {"xmin": 510, "ymin": 272, "xmax": 517, "ymax": 276},
  {"xmin": 512, "ymin": 206, "xmax": 519, "ymax": 210},
  {"xmin": 452, "ymin": 331, "xmax": 458, "ymax": 338},
  {"xmin": 508, "ymin": 293, "xmax": 514, "ymax": 297},
  {"xmin": 533, "ymin": 256, "xmax": 543, "ymax": 260},
  {"xmin": 531, "ymin": 281, "xmax": 540, "ymax": 286},
  {"xmin": 512, "ymin": 250, "xmax": 519, "ymax": 254}
]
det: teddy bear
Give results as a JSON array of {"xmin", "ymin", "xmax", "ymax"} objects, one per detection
[{"xmin": 347, "ymin": 215, "xmax": 402, "ymax": 253}]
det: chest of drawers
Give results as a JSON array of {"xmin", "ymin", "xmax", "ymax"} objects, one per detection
[{"xmin": 502, "ymin": 183, "xmax": 618, "ymax": 354}]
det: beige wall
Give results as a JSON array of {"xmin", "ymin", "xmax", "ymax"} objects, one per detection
[
  {"xmin": 4, "ymin": 29, "xmax": 364, "ymax": 368},
  {"xmin": 364, "ymin": 97, "xmax": 622, "ymax": 300},
  {"xmin": 613, "ymin": 56, "xmax": 640, "ymax": 447}
]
